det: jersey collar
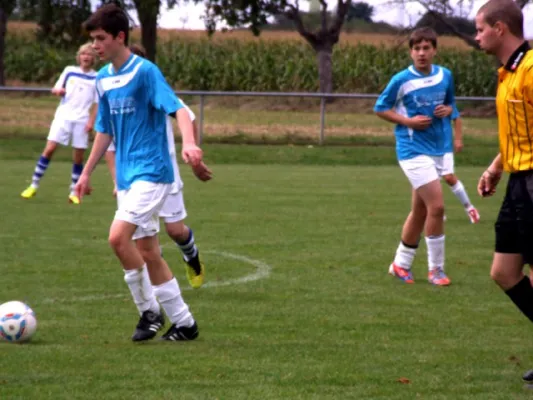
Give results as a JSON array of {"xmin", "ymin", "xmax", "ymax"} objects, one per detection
[
  {"xmin": 409, "ymin": 64, "xmax": 435, "ymax": 77},
  {"xmin": 109, "ymin": 53, "xmax": 137, "ymax": 75},
  {"xmin": 504, "ymin": 41, "xmax": 530, "ymax": 72}
]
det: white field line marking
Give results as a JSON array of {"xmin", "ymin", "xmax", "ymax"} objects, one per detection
[{"xmin": 41, "ymin": 250, "xmax": 272, "ymax": 304}]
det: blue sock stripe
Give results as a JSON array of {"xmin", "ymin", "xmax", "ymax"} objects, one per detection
[
  {"xmin": 72, "ymin": 163, "xmax": 83, "ymax": 175},
  {"xmin": 38, "ymin": 155, "xmax": 50, "ymax": 165}
]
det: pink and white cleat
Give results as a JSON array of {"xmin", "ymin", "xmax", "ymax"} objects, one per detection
[
  {"xmin": 428, "ymin": 267, "xmax": 451, "ymax": 286},
  {"xmin": 466, "ymin": 206, "xmax": 480, "ymax": 224},
  {"xmin": 388, "ymin": 263, "xmax": 414, "ymax": 284}
]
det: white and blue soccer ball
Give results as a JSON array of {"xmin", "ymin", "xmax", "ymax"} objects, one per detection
[{"xmin": 0, "ymin": 301, "xmax": 37, "ymax": 343}]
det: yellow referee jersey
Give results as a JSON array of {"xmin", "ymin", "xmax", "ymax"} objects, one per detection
[{"xmin": 496, "ymin": 42, "xmax": 533, "ymax": 172}]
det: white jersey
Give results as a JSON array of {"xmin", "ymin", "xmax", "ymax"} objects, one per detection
[
  {"xmin": 53, "ymin": 66, "xmax": 98, "ymax": 123},
  {"xmin": 107, "ymin": 103, "xmax": 196, "ymax": 195}
]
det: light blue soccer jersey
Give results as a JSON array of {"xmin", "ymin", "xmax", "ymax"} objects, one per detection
[
  {"xmin": 95, "ymin": 54, "xmax": 184, "ymax": 190},
  {"xmin": 374, "ymin": 64, "xmax": 457, "ymax": 161}
]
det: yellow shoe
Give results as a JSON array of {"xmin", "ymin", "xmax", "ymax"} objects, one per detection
[
  {"xmin": 68, "ymin": 194, "xmax": 80, "ymax": 205},
  {"xmin": 184, "ymin": 254, "xmax": 205, "ymax": 289},
  {"xmin": 21, "ymin": 186, "xmax": 37, "ymax": 199}
]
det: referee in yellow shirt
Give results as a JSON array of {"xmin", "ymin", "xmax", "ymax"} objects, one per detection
[{"xmin": 476, "ymin": 0, "xmax": 533, "ymax": 378}]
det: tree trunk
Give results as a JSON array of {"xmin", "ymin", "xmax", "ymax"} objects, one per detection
[
  {"xmin": 134, "ymin": 0, "xmax": 159, "ymax": 62},
  {"xmin": 0, "ymin": 7, "xmax": 7, "ymax": 86},
  {"xmin": 315, "ymin": 44, "xmax": 333, "ymax": 93}
]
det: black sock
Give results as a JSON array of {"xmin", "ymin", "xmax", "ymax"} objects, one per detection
[{"xmin": 505, "ymin": 276, "xmax": 533, "ymax": 323}]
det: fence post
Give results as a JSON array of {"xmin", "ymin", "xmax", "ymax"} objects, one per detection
[
  {"xmin": 199, "ymin": 95, "xmax": 205, "ymax": 145},
  {"xmin": 319, "ymin": 96, "xmax": 326, "ymax": 145}
]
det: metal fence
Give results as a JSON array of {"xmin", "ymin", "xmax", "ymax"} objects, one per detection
[{"xmin": 0, "ymin": 86, "xmax": 496, "ymax": 145}]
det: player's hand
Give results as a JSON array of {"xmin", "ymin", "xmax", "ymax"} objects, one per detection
[
  {"xmin": 191, "ymin": 161, "xmax": 212, "ymax": 182},
  {"xmin": 74, "ymin": 174, "xmax": 93, "ymax": 202},
  {"xmin": 182, "ymin": 143, "xmax": 203, "ymax": 167},
  {"xmin": 477, "ymin": 169, "xmax": 501, "ymax": 197},
  {"xmin": 407, "ymin": 115, "xmax": 432, "ymax": 130},
  {"xmin": 454, "ymin": 139, "xmax": 464, "ymax": 153},
  {"xmin": 434, "ymin": 105, "xmax": 452, "ymax": 118},
  {"xmin": 84, "ymin": 123, "xmax": 93, "ymax": 133},
  {"xmin": 112, "ymin": 185, "xmax": 117, "ymax": 198},
  {"xmin": 51, "ymin": 88, "xmax": 66, "ymax": 97}
]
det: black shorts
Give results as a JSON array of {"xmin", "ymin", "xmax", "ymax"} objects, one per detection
[{"xmin": 495, "ymin": 170, "xmax": 533, "ymax": 263}]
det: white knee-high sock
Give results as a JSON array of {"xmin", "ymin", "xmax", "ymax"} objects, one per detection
[
  {"xmin": 425, "ymin": 235, "xmax": 445, "ymax": 271},
  {"xmin": 123, "ymin": 265, "xmax": 160, "ymax": 315},
  {"xmin": 450, "ymin": 181, "xmax": 472, "ymax": 208},
  {"xmin": 153, "ymin": 277, "xmax": 195, "ymax": 327},
  {"xmin": 393, "ymin": 241, "xmax": 417, "ymax": 270}
]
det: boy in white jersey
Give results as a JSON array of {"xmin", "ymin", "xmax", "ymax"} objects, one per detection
[
  {"xmin": 76, "ymin": 4, "xmax": 209, "ymax": 342},
  {"xmin": 105, "ymin": 44, "xmax": 212, "ymax": 289},
  {"xmin": 374, "ymin": 27, "xmax": 458, "ymax": 286},
  {"xmin": 21, "ymin": 43, "xmax": 98, "ymax": 204}
]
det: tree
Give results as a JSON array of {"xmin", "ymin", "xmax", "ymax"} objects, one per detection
[
  {"xmin": 346, "ymin": 1, "xmax": 374, "ymax": 23},
  {"xmin": 200, "ymin": 0, "xmax": 352, "ymax": 93},
  {"xmin": 37, "ymin": 0, "xmax": 92, "ymax": 49},
  {"xmin": 416, "ymin": 11, "xmax": 475, "ymax": 36},
  {"xmin": 98, "ymin": 0, "xmax": 178, "ymax": 62},
  {"xmin": 392, "ymin": 0, "xmax": 531, "ymax": 49},
  {"xmin": 0, "ymin": 0, "xmax": 17, "ymax": 85}
]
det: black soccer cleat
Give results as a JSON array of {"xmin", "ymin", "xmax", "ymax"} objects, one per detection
[
  {"xmin": 523, "ymin": 369, "xmax": 533, "ymax": 382},
  {"xmin": 132, "ymin": 310, "xmax": 165, "ymax": 342},
  {"xmin": 160, "ymin": 321, "xmax": 199, "ymax": 341}
]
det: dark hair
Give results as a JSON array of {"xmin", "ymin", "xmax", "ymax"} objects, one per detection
[
  {"xmin": 409, "ymin": 27, "xmax": 438, "ymax": 48},
  {"xmin": 129, "ymin": 44, "xmax": 146, "ymax": 58},
  {"xmin": 83, "ymin": 3, "xmax": 129, "ymax": 45},
  {"xmin": 477, "ymin": 0, "xmax": 524, "ymax": 39}
]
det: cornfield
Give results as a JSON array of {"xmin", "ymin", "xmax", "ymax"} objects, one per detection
[{"xmin": 4, "ymin": 34, "xmax": 498, "ymax": 96}]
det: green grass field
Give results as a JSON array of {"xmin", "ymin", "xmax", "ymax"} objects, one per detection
[{"xmin": 2, "ymin": 137, "xmax": 533, "ymax": 399}]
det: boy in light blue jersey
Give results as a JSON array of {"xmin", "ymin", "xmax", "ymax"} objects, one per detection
[
  {"xmin": 104, "ymin": 44, "xmax": 212, "ymax": 291},
  {"xmin": 374, "ymin": 27, "xmax": 459, "ymax": 286},
  {"xmin": 75, "ymin": 4, "xmax": 208, "ymax": 342}
]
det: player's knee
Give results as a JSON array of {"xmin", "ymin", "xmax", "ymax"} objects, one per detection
[
  {"xmin": 490, "ymin": 266, "xmax": 518, "ymax": 289},
  {"xmin": 108, "ymin": 231, "xmax": 127, "ymax": 252},
  {"xmin": 165, "ymin": 222, "xmax": 188, "ymax": 241},
  {"xmin": 138, "ymin": 246, "xmax": 161, "ymax": 265},
  {"xmin": 427, "ymin": 203, "xmax": 445, "ymax": 218},
  {"xmin": 443, "ymin": 174, "xmax": 456, "ymax": 186},
  {"xmin": 490, "ymin": 268, "xmax": 508, "ymax": 287},
  {"xmin": 412, "ymin": 205, "xmax": 427, "ymax": 220}
]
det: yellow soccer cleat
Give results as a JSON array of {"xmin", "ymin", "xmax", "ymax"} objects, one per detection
[
  {"xmin": 21, "ymin": 186, "xmax": 37, "ymax": 199},
  {"xmin": 184, "ymin": 254, "xmax": 205, "ymax": 289},
  {"xmin": 68, "ymin": 194, "xmax": 80, "ymax": 205}
]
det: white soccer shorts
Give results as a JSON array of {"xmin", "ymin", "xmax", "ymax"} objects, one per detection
[
  {"xmin": 115, "ymin": 181, "xmax": 172, "ymax": 240},
  {"xmin": 159, "ymin": 189, "xmax": 188, "ymax": 224},
  {"xmin": 47, "ymin": 118, "xmax": 89, "ymax": 149},
  {"xmin": 399, "ymin": 153, "xmax": 455, "ymax": 190}
]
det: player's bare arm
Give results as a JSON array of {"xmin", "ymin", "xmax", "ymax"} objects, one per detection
[
  {"xmin": 177, "ymin": 108, "xmax": 203, "ymax": 166},
  {"xmin": 75, "ymin": 132, "xmax": 113, "ymax": 200},
  {"xmin": 85, "ymin": 104, "xmax": 98, "ymax": 132},
  {"xmin": 51, "ymin": 88, "xmax": 66, "ymax": 96},
  {"xmin": 453, "ymin": 118, "xmax": 464, "ymax": 152},
  {"xmin": 375, "ymin": 109, "xmax": 432, "ymax": 130}
]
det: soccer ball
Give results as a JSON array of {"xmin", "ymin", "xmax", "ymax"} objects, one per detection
[{"xmin": 0, "ymin": 301, "xmax": 37, "ymax": 343}]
